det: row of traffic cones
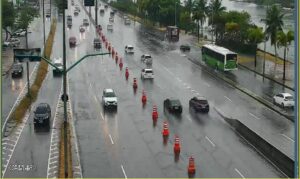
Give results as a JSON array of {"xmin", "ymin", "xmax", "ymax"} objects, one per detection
[{"xmin": 99, "ymin": 27, "xmax": 196, "ymax": 178}]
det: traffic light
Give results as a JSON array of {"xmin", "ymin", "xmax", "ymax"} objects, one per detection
[{"xmin": 84, "ymin": 0, "xmax": 94, "ymax": 6}]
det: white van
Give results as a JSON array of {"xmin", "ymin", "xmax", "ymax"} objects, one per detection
[{"xmin": 107, "ymin": 24, "xmax": 113, "ymax": 31}]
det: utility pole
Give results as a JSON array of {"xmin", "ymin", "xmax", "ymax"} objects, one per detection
[
  {"xmin": 95, "ymin": 0, "xmax": 98, "ymax": 26},
  {"xmin": 62, "ymin": 0, "xmax": 68, "ymax": 177},
  {"xmin": 43, "ymin": 0, "xmax": 45, "ymax": 45},
  {"xmin": 174, "ymin": 0, "xmax": 177, "ymax": 26}
]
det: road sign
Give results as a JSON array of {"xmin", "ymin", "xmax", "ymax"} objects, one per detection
[
  {"xmin": 84, "ymin": 0, "xmax": 94, "ymax": 6},
  {"xmin": 13, "ymin": 48, "xmax": 41, "ymax": 62}
]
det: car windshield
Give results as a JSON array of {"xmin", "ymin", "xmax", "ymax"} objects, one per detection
[
  {"xmin": 36, "ymin": 106, "xmax": 47, "ymax": 114},
  {"xmin": 128, "ymin": 47, "xmax": 133, "ymax": 50},
  {"xmin": 105, "ymin": 92, "xmax": 116, "ymax": 97},
  {"xmin": 145, "ymin": 70, "xmax": 153, "ymax": 73},
  {"xmin": 198, "ymin": 100, "xmax": 208, "ymax": 104},
  {"xmin": 285, "ymin": 96, "xmax": 293, "ymax": 101}
]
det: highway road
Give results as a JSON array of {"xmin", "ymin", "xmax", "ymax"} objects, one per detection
[{"xmin": 65, "ymin": 1, "xmax": 291, "ymax": 177}]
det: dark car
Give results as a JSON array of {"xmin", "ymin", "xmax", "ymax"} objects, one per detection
[
  {"xmin": 69, "ymin": 36, "xmax": 76, "ymax": 47},
  {"xmin": 189, "ymin": 97, "xmax": 209, "ymax": 112},
  {"xmin": 100, "ymin": 9, "xmax": 105, "ymax": 13},
  {"xmin": 11, "ymin": 63, "xmax": 23, "ymax": 78},
  {"xmin": 94, "ymin": 38, "xmax": 102, "ymax": 49},
  {"xmin": 96, "ymin": 25, "xmax": 102, "ymax": 31},
  {"xmin": 180, "ymin": 44, "xmax": 191, "ymax": 51},
  {"xmin": 164, "ymin": 99, "xmax": 182, "ymax": 114},
  {"xmin": 33, "ymin": 103, "xmax": 51, "ymax": 132},
  {"xmin": 110, "ymin": 11, "xmax": 115, "ymax": 16},
  {"xmin": 104, "ymin": 4, "xmax": 108, "ymax": 8}
]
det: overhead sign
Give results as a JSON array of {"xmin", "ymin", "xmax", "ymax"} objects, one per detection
[
  {"xmin": 13, "ymin": 48, "xmax": 41, "ymax": 62},
  {"xmin": 84, "ymin": 0, "xmax": 94, "ymax": 6}
]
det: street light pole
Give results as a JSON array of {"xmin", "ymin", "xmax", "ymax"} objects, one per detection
[
  {"xmin": 174, "ymin": 0, "xmax": 177, "ymax": 26},
  {"xmin": 95, "ymin": 0, "xmax": 98, "ymax": 26},
  {"xmin": 43, "ymin": 0, "xmax": 45, "ymax": 45},
  {"xmin": 62, "ymin": 0, "xmax": 68, "ymax": 177}
]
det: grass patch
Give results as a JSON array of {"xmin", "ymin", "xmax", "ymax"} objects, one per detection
[
  {"xmin": 10, "ymin": 19, "xmax": 57, "ymax": 123},
  {"xmin": 59, "ymin": 123, "xmax": 73, "ymax": 178}
]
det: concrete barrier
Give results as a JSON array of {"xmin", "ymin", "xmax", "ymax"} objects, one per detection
[{"xmin": 223, "ymin": 117, "xmax": 294, "ymax": 178}]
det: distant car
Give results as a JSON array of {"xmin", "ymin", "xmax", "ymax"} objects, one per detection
[
  {"xmin": 125, "ymin": 45, "xmax": 134, "ymax": 54},
  {"xmin": 83, "ymin": 19, "xmax": 89, "ymax": 26},
  {"xmin": 33, "ymin": 103, "xmax": 51, "ymax": 132},
  {"xmin": 96, "ymin": 25, "xmax": 102, "ymax": 31},
  {"xmin": 273, "ymin": 93, "xmax": 294, "ymax": 108},
  {"xmin": 102, "ymin": 88, "xmax": 118, "ymax": 110},
  {"xmin": 71, "ymin": 0, "xmax": 74, "ymax": 5},
  {"xmin": 79, "ymin": 25, "xmax": 85, "ymax": 33},
  {"xmin": 107, "ymin": 24, "xmax": 113, "ymax": 31},
  {"xmin": 109, "ymin": 17, "xmax": 114, "ymax": 23},
  {"xmin": 110, "ymin": 11, "xmax": 115, "ymax": 17},
  {"xmin": 52, "ymin": 58, "xmax": 63, "ymax": 76},
  {"xmin": 141, "ymin": 68, "xmax": 154, "ymax": 79},
  {"xmin": 11, "ymin": 63, "xmax": 23, "ymax": 78},
  {"xmin": 124, "ymin": 18, "xmax": 131, "ymax": 25},
  {"xmin": 69, "ymin": 36, "xmax": 76, "ymax": 47},
  {"xmin": 189, "ymin": 96, "xmax": 209, "ymax": 112},
  {"xmin": 180, "ymin": 44, "xmax": 191, "ymax": 51},
  {"xmin": 74, "ymin": 9, "xmax": 79, "ymax": 16},
  {"xmin": 104, "ymin": 4, "xmax": 108, "ymax": 8},
  {"xmin": 46, "ymin": 11, "xmax": 51, "ymax": 18},
  {"xmin": 12, "ymin": 29, "xmax": 27, "ymax": 37},
  {"xmin": 141, "ymin": 54, "xmax": 152, "ymax": 65},
  {"xmin": 94, "ymin": 38, "xmax": 102, "ymax": 49},
  {"xmin": 100, "ymin": 9, "xmax": 105, "ymax": 13},
  {"xmin": 3, "ymin": 38, "xmax": 20, "ymax": 47},
  {"xmin": 67, "ymin": 15, "xmax": 72, "ymax": 27},
  {"xmin": 164, "ymin": 99, "xmax": 182, "ymax": 114}
]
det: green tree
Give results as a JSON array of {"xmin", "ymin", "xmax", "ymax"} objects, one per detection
[
  {"xmin": 192, "ymin": 0, "xmax": 207, "ymax": 41},
  {"xmin": 265, "ymin": 5, "xmax": 284, "ymax": 71},
  {"xmin": 247, "ymin": 27, "xmax": 264, "ymax": 67},
  {"xmin": 208, "ymin": 0, "xmax": 226, "ymax": 41},
  {"xmin": 276, "ymin": 30, "xmax": 294, "ymax": 80},
  {"xmin": 16, "ymin": 5, "xmax": 39, "ymax": 48},
  {"xmin": 2, "ymin": 0, "xmax": 16, "ymax": 40}
]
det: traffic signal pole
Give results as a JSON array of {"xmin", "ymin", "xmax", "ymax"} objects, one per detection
[{"xmin": 95, "ymin": 0, "xmax": 98, "ymax": 26}]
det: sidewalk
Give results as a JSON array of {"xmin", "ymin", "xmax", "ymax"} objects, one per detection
[{"xmin": 1, "ymin": 48, "xmax": 14, "ymax": 76}]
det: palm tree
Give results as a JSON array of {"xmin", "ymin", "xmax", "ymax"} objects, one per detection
[
  {"xmin": 265, "ymin": 4, "xmax": 284, "ymax": 72},
  {"xmin": 247, "ymin": 27, "xmax": 265, "ymax": 67},
  {"xmin": 192, "ymin": 0, "xmax": 207, "ymax": 41},
  {"xmin": 208, "ymin": 0, "xmax": 226, "ymax": 41},
  {"xmin": 276, "ymin": 30, "xmax": 294, "ymax": 80}
]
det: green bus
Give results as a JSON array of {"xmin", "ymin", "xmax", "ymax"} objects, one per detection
[{"xmin": 201, "ymin": 44, "xmax": 238, "ymax": 71}]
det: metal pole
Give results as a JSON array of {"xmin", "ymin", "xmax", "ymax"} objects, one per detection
[
  {"xmin": 95, "ymin": 0, "xmax": 98, "ymax": 26},
  {"xmin": 50, "ymin": 0, "xmax": 52, "ymax": 20},
  {"xmin": 89, "ymin": 6, "xmax": 91, "ymax": 17},
  {"xmin": 43, "ymin": 0, "xmax": 45, "ymax": 45},
  {"xmin": 62, "ymin": 0, "xmax": 68, "ymax": 177},
  {"xmin": 174, "ymin": 0, "xmax": 176, "ymax": 26},
  {"xmin": 26, "ymin": 61, "xmax": 30, "ymax": 97},
  {"xmin": 263, "ymin": 39, "xmax": 266, "ymax": 81}
]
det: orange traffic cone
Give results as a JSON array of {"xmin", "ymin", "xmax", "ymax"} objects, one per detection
[
  {"xmin": 187, "ymin": 156, "xmax": 196, "ymax": 176},
  {"xmin": 133, "ymin": 78, "xmax": 138, "ymax": 89},
  {"xmin": 141, "ymin": 90, "xmax": 147, "ymax": 104},
  {"xmin": 119, "ymin": 61, "xmax": 123, "ymax": 70},
  {"xmin": 115, "ymin": 54, "xmax": 119, "ymax": 63},
  {"xmin": 162, "ymin": 121, "xmax": 169, "ymax": 137},
  {"xmin": 125, "ymin": 67, "xmax": 129, "ymax": 80},
  {"xmin": 105, "ymin": 41, "xmax": 108, "ymax": 48},
  {"xmin": 174, "ymin": 135, "xmax": 180, "ymax": 154},
  {"xmin": 108, "ymin": 44, "xmax": 111, "ymax": 52},
  {"xmin": 152, "ymin": 105, "xmax": 158, "ymax": 121},
  {"xmin": 112, "ymin": 48, "xmax": 115, "ymax": 56}
]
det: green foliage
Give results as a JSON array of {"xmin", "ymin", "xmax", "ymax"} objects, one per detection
[
  {"xmin": 2, "ymin": 0, "xmax": 16, "ymax": 31},
  {"xmin": 276, "ymin": 30, "xmax": 294, "ymax": 49},
  {"xmin": 16, "ymin": 5, "xmax": 39, "ymax": 30},
  {"xmin": 247, "ymin": 27, "xmax": 264, "ymax": 44},
  {"xmin": 265, "ymin": 4, "xmax": 284, "ymax": 46}
]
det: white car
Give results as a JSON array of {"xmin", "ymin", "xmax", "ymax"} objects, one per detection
[
  {"xmin": 12, "ymin": 29, "xmax": 27, "ymax": 37},
  {"xmin": 109, "ymin": 17, "xmax": 114, "ymax": 23},
  {"xmin": 273, "ymin": 93, "xmax": 294, "ymax": 108},
  {"xmin": 125, "ymin": 45, "xmax": 134, "ymax": 53},
  {"xmin": 124, "ymin": 18, "xmax": 131, "ymax": 25},
  {"xmin": 102, "ymin": 89, "xmax": 118, "ymax": 109},
  {"xmin": 79, "ymin": 25, "xmax": 85, "ymax": 33},
  {"xmin": 107, "ymin": 24, "xmax": 113, "ymax": 31},
  {"xmin": 141, "ymin": 68, "xmax": 154, "ymax": 79},
  {"xmin": 141, "ymin": 54, "xmax": 152, "ymax": 65},
  {"xmin": 3, "ymin": 38, "xmax": 20, "ymax": 47},
  {"xmin": 52, "ymin": 58, "xmax": 63, "ymax": 76}
]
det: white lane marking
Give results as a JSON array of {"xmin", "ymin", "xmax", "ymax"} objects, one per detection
[
  {"xmin": 162, "ymin": 66, "xmax": 173, "ymax": 75},
  {"xmin": 234, "ymin": 168, "xmax": 245, "ymax": 179},
  {"xmin": 108, "ymin": 134, "xmax": 114, "ymax": 144},
  {"xmin": 94, "ymin": 96, "xmax": 98, "ymax": 103},
  {"xmin": 186, "ymin": 116, "xmax": 192, "ymax": 122},
  {"xmin": 121, "ymin": 165, "xmax": 127, "ymax": 179},
  {"xmin": 2, "ymin": 113, "xmax": 30, "ymax": 177},
  {"xmin": 196, "ymin": 93, "xmax": 200, "ymax": 96},
  {"xmin": 191, "ymin": 89, "xmax": 196, "ymax": 93},
  {"xmin": 204, "ymin": 82, "xmax": 210, "ymax": 87},
  {"xmin": 100, "ymin": 112, "xmax": 105, "ymax": 121},
  {"xmin": 176, "ymin": 77, "xmax": 182, "ymax": 82},
  {"xmin": 89, "ymin": 83, "xmax": 92, "ymax": 88},
  {"xmin": 205, "ymin": 136, "xmax": 216, "ymax": 147},
  {"xmin": 281, "ymin": 134, "xmax": 295, "ymax": 142},
  {"xmin": 224, "ymin": 96, "xmax": 232, "ymax": 102},
  {"xmin": 2, "ymin": 63, "xmax": 38, "ymax": 132},
  {"xmin": 249, "ymin": 112, "xmax": 260, "ymax": 120}
]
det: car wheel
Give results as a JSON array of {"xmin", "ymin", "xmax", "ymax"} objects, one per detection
[
  {"xmin": 273, "ymin": 99, "xmax": 276, "ymax": 105},
  {"xmin": 281, "ymin": 103, "xmax": 284, "ymax": 108}
]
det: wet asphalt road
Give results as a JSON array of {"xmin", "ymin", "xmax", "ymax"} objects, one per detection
[
  {"xmin": 1, "ymin": 8, "xmax": 52, "ymax": 125},
  {"xmin": 65, "ymin": 1, "xmax": 291, "ymax": 177},
  {"xmin": 2, "ymin": 17, "xmax": 63, "ymax": 178}
]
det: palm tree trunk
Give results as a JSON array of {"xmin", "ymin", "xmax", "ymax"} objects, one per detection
[
  {"xmin": 283, "ymin": 47, "xmax": 286, "ymax": 80},
  {"xmin": 197, "ymin": 21, "xmax": 200, "ymax": 42},
  {"xmin": 254, "ymin": 46, "xmax": 257, "ymax": 67},
  {"xmin": 25, "ymin": 29, "xmax": 28, "ymax": 49},
  {"xmin": 273, "ymin": 45, "xmax": 277, "ymax": 73}
]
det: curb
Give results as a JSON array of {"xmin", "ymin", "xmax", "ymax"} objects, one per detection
[{"xmin": 186, "ymin": 56, "xmax": 294, "ymax": 122}]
